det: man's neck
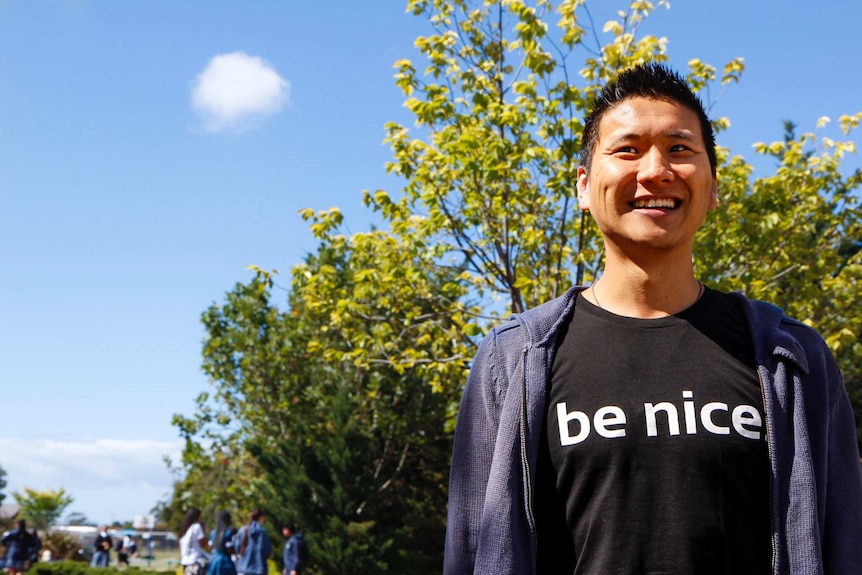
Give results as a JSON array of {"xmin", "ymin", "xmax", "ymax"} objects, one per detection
[{"xmin": 587, "ymin": 249, "xmax": 701, "ymax": 318}]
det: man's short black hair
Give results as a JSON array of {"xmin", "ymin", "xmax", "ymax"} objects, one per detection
[{"xmin": 579, "ymin": 63, "xmax": 717, "ymax": 175}]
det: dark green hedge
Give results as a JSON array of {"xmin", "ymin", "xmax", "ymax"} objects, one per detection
[{"xmin": 30, "ymin": 564, "xmax": 176, "ymax": 575}]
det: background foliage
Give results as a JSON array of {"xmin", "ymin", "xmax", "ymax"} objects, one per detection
[
  {"xmin": 0, "ymin": 465, "xmax": 6, "ymax": 507},
  {"xmin": 13, "ymin": 488, "xmax": 74, "ymax": 533},
  {"xmin": 30, "ymin": 565, "xmax": 175, "ymax": 575},
  {"xmin": 166, "ymin": 1, "xmax": 862, "ymax": 573}
]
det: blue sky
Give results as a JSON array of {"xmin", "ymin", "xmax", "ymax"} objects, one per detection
[{"xmin": 1, "ymin": 0, "xmax": 860, "ymax": 525}]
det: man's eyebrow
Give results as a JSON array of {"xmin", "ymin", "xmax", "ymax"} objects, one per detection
[
  {"xmin": 667, "ymin": 130, "xmax": 697, "ymax": 141},
  {"xmin": 603, "ymin": 130, "xmax": 698, "ymax": 146},
  {"xmin": 602, "ymin": 132, "xmax": 641, "ymax": 147}
]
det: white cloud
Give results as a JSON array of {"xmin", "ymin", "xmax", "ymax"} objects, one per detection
[
  {"xmin": 191, "ymin": 51, "xmax": 290, "ymax": 133},
  {"xmin": 1, "ymin": 438, "xmax": 182, "ymax": 524}
]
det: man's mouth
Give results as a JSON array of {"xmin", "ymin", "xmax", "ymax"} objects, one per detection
[{"xmin": 630, "ymin": 197, "xmax": 679, "ymax": 209}]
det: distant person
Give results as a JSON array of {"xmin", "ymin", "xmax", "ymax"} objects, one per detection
[
  {"xmin": 207, "ymin": 511, "xmax": 237, "ymax": 575},
  {"xmin": 280, "ymin": 523, "xmax": 308, "ymax": 575},
  {"xmin": 1, "ymin": 520, "xmax": 35, "ymax": 575},
  {"xmin": 127, "ymin": 537, "xmax": 138, "ymax": 558},
  {"xmin": 179, "ymin": 508, "xmax": 211, "ymax": 575},
  {"xmin": 233, "ymin": 509, "xmax": 271, "ymax": 575},
  {"xmin": 90, "ymin": 525, "xmax": 112, "ymax": 568},
  {"xmin": 116, "ymin": 534, "xmax": 134, "ymax": 568},
  {"xmin": 38, "ymin": 549, "xmax": 52, "ymax": 564},
  {"xmin": 27, "ymin": 530, "xmax": 40, "ymax": 567}
]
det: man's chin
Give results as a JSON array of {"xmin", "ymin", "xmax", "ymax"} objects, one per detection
[{"xmin": 604, "ymin": 230, "xmax": 690, "ymax": 253}]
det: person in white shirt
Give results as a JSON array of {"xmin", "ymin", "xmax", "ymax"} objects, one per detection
[{"xmin": 179, "ymin": 507, "xmax": 212, "ymax": 575}]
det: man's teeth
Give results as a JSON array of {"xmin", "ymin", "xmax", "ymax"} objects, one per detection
[{"xmin": 632, "ymin": 198, "xmax": 677, "ymax": 209}]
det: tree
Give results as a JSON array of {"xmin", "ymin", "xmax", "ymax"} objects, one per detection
[
  {"xmin": 299, "ymin": 0, "xmax": 738, "ymax": 366},
  {"xmin": 273, "ymin": 244, "xmax": 462, "ymax": 574},
  {"xmin": 172, "ymin": 251, "xmax": 462, "ymax": 573},
  {"xmin": 154, "ymin": 444, "xmax": 258, "ymax": 533},
  {"xmin": 64, "ymin": 512, "xmax": 92, "ymax": 526},
  {"xmin": 300, "ymin": 0, "xmax": 861, "ymax": 447},
  {"xmin": 13, "ymin": 488, "xmax": 73, "ymax": 533},
  {"xmin": 0, "ymin": 464, "xmax": 6, "ymax": 507}
]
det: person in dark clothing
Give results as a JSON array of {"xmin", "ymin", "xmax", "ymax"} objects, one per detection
[
  {"xmin": 207, "ymin": 511, "xmax": 237, "ymax": 575},
  {"xmin": 116, "ymin": 535, "xmax": 129, "ymax": 568},
  {"xmin": 1, "ymin": 520, "xmax": 34, "ymax": 575},
  {"xmin": 443, "ymin": 63, "xmax": 862, "ymax": 575},
  {"xmin": 27, "ymin": 530, "xmax": 40, "ymax": 567},
  {"xmin": 90, "ymin": 526, "xmax": 112, "ymax": 568},
  {"xmin": 280, "ymin": 523, "xmax": 307, "ymax": 575}
]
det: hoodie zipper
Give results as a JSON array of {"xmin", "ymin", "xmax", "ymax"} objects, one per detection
[
  {"xmin": 757, "ymin": 364, "xmax": 778, "ymax": 575},
  {"xmin": 519, "ymin": 345, "xmax": 537, "ymax": 572}
]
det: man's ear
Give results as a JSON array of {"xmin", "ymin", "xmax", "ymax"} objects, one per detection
[
  {"xmin": 708, "ymin": 178, "xmax": 719, "ymax": 210},
  {"xmin": 577, "ymin": 166, "xmax": 590, "ymax": 211}
]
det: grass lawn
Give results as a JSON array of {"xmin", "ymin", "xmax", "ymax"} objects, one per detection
[{"xmin": 126, "ymin": 549, "xmax": 180, "ymax": 572}]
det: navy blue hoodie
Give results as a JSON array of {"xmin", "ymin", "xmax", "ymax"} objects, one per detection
[
  {"xmin": 444, "ymin": 287, "xmax": 862, "ymax": 575},
  {"xmin": 233, "ymin": 522, "xmax": 271, "ymax": 575},
  {"xmin": 282, "ymin": 533, "xmax": 307, "ymax": 574}
]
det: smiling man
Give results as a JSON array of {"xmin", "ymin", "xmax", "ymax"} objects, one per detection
[{"xmin": 443, "ymin": 64, "xmax": 862, "ymax": 575}]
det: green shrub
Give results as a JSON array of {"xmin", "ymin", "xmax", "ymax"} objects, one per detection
[{"xmin": 30, "ymin": 564, "xmax": 175, "ymax": 575}]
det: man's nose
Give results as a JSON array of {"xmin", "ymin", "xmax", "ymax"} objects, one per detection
[{"xmin": 638, "ymin": 147, "xmax": 674, "ymax": 184}]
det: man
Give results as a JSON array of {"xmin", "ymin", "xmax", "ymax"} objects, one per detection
[
  {"xmin": 281, "ymin": 523, "xmax": 308, "ymax": 575},
  {"xmin": 443, "ymin": 63, "xmax": 862, "ymax": 574},
  {"xmin": 90, "ymin": 525, "xmax": 112, "ymax": 568}
]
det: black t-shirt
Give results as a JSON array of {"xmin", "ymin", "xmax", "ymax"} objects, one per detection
[{"xmin": 535, "ymin": 287, "xmax": 771, "ymax": 574}]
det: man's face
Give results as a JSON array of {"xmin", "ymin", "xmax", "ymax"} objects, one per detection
[{"xmin": 577, "ymin": 97, "xmax": 718, "ymax": 256}]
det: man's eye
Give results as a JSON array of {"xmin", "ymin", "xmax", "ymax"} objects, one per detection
[
  {"xmin": 670, "ymin": 144, "xmax": 691, "ymax": 152},
  {"xmin": 614, "ymin": 146, "xmax": 637, "ymax": 154}
]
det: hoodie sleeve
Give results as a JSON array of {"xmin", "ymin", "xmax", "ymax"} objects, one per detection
[
  {"xmin": 443, "ymin": 328, "xmax": 505, "ymax": 575},
  {"xmin": 775, "ymin": 316, "xmax": 862, "ymax": 573},
  {"xmin": 295, "ymin": 536, "xmax": 307, "ymax": 570},
  {"xmin": 261, "ymin": 529, "xmax": 272, "ymax": 560},
  {"xmin": 232, "ymin": 528, "xmax": 242, "ymax": 554},
  {"xmin": 817, "ymin": 339, "xmax": 862, "ymax": 573}
]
